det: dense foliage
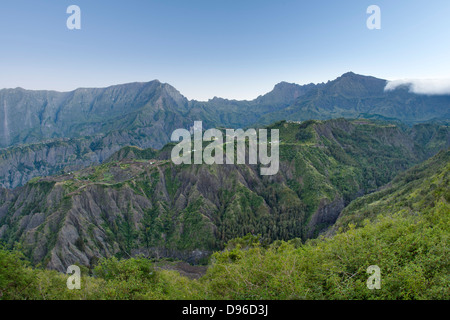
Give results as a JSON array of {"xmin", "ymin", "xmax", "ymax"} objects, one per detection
[
  {"xmin": 2, "ymin": 119, "xmax": 448, "ymax": 271},
  {"xmin": 1, "ymin": 150, "xmax": 448, "ymax": 300}
]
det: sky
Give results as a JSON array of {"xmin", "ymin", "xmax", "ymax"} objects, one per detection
[{"xmin": 1, "ymin": 0, "xmax": 450, "ymax": 100}]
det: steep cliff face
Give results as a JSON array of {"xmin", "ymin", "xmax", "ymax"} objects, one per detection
[
  {"xmin": 0, "ymin": 119, "xmax": 448, "ymax": 272},
  {"xmin": 0, "ymin": 81, "xmax": 190, "ymax": 148},
  {"xmin": 0, "ymin": 162, "xmax": 262, "ymax": 271},
  {"xmin": 306, "ymin": 196, "xmax": 345, "ymax": 238},
  {"xmin": 328, "ymin": 149, "xmax": 450, "ymax": 236},
  {"xmin": 0, "ymin": 128, "xmax": 174, "ymax": 189},
  {"xmin": 0, "ymin": 81, "xmax": 198, "ymax": 189}
]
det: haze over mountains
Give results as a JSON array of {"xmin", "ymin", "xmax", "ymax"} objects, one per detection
[{"xmin": 0, "ymin": 72, "xmax": 449, "ymax": 189}]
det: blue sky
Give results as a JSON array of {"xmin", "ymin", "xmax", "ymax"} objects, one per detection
[{"xmin": 1, "ymin": 0, "xmax": 450, "ymax": 100}]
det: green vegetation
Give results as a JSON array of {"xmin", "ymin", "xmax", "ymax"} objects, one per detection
[
  {"xmin": 1, "ymin": 149, "xmax": 448, "ymax": 300},
  {"xmin": 0, "ymin": 250, "xmax": 201, "ymax": 300},
  {"xmin": 204, "ymin": 148, "xmax": 449, "ymax": 299},
  {"xmin": 333, "ymin": 149, "xmax": 450, "ymax": 231},
  {"xmin": 0, "ymin": 119, "xmax": 448, "ymax": 272}
]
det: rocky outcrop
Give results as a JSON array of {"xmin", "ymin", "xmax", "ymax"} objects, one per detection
[
  {"xmin": 0, "ymin": 129, "xmax": 169, "ymax": 189},
  {"xmin": 306, "ymin": 197, "xmax": 345, "ymax": 238}
]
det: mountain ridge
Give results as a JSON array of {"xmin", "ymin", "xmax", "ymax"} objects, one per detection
[{"xmin": 1, "ymin": 72, "xmax": 449, "ymax": 188}]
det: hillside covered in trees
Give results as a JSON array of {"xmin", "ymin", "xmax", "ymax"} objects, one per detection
[{"xmin": 1, "ymin": 149, "xmax": 448, "ymax": 300}]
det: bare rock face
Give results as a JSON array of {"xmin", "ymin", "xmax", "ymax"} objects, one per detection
[
  {"xmin": 0, "ymin": 126, "xmax": 176, "ymax": 189},
  {"xmin": 306, "ymin": 197, "xmax": 346, "ymax": 238},
  {"xmin": 0, "ymin": 81, "xmax": 190, "ymax": 149},
  {"xmin": 0, "ymin": 163, "xmax": 233, "ymax": 271}
]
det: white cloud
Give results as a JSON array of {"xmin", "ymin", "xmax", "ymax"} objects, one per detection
[{"xmin": 385, "ymin": 79, "xmax": 450, "ymax": 95}]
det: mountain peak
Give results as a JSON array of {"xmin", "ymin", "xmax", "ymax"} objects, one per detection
[
  {"xmin": 338, "ymin": 71, "xmax": 379, "ymax": 82},
  {"xmin": 256, "ymin": 81, "xmax": 321, "ymax": 105},
  {"xmin": 274, "ymin": 81, "xmax": 297, "ymax": 88},
  {"xmin": 323, "ymin": 72, "xmax": 387, "ymax": 96},
  {"xmin": 341, "ymin": 71, "xmax": 357, "ymax": 77}
]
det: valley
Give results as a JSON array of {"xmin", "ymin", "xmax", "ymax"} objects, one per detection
[
  {"xmin": 0, "ymin": 72, "xmax": 448, "ymax": 300},
  {"xmin": 0, "ymin": 118, "xmax": 448, "ymax": 272}
]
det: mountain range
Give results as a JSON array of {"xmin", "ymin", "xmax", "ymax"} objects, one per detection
[{"xmin": 1, "ymin": 72, "xmax": 449, "ymax": 189}]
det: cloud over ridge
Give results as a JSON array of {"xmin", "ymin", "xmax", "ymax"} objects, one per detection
[{"xmin": 385, "ymin": 79, "xmax": 450, "ymax": 95}]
